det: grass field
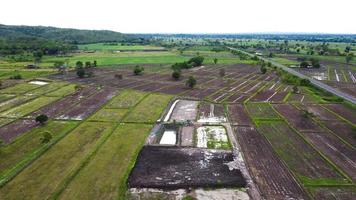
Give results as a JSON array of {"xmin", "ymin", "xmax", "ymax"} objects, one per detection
[
  {"xmin": 0, "ymin": 122, "xmax": 115, "ymax": 200},
  {"xmin": 78, "ymin": 43, "xmax": 165, "ymax": 51},
  {"xmin": 57, "ymin": 123, "xmax": 152, "ymax": 200},
  {"xmin": 106, "ymin": 90, "xmax": 147, "ymax": 108},
  {"xmin": 0, "ymin": 82, "xmax": 43, "ymax": 94},
  {"xmin": 123, "ymin": 93, "xmax": 172, "ymax": 123},
  {"xmin": 0, "ymin": 96, "xmax": 59, "ymax": 118},
  {"xmin": 45, "ymin": 84, "xmax": 77, "ymax": 97},
  {"xmin": 88, "ymin": 108, "xmax": 129, "ymax": 122},
  {"xmin": 245, "ymin": 103, "xmax": 281, "ymax": 120},
  {"xmin": 0, "ymin": 120, "xmax": 79, "ymax": 185}
]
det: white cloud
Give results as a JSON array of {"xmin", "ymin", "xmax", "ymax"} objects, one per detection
[{"xmin": 0, "ymin": 0, "xmax": 355, "ymax": 33}]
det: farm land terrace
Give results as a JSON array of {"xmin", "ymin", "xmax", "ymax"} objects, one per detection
[{"xmin": 0, "ymin": 36, "xmax": 355, "ymax": 200}]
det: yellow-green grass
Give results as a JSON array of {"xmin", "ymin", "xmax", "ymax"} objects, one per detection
[
  {"xmin": 0, "ymin": 95, "xmax": 36, "ymax": 113},
  {"xmin": 0, "ymin": 118, "xmax": 13, "ymax": 127},
  {"xmin": 45, "ymin": 84, "xmax": 77, "ymax": 97},
  {"xmin": 27, "ymin": 82, "xmax": 68, "ymax": 96},
  {"xmin": 0, "ymin": 96, "xmax": 59, "ymax": 118},
  {"xmin": 0, "ymin": 82, "xmax": 43, "ymax": 94},
  {"xmin": 123, "ymin": 93, "xmax": 172, "ymax": 123},
  {"xmin": 0, "ymin": 69, "xmax": 55, "ymax": 80},
  {"xmin": 0, "ymin": 120, "xmax": 79, "ymax": 185},
  {"xmin": 0, "ymin": 94, "xmax": 16, "ymax": 103},
  {"xmin": 106, "ymin": 90, "xmax": 147, "ymax": 108},
  {"xmin": 0, "ymin": 122, "xmax": 115, "ymax": 200},
  {"xmin": 78, "ymin": 43, "xmax": 165, "ymax": 51},
  {"xmin": 88, "ymin": 108, "xmax": 129, "ymax": 122},
  {"xmin": 57, "ymin": 123, "xmax": 152, "ymax": 200}
]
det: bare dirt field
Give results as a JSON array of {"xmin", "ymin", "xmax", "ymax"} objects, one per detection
[{"xmin": 128, "ymin": 146, "xmax": 246, "ymax": 189}]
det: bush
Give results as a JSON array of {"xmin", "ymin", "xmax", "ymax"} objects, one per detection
[
  {"xmin": 260, "ymin": 66, "xmax": 267, "ymax": 74},
  {"xmin": 300, "ymin": 78, "xmax": 311, "ymax": 86},
  {"xmin": 186, "ymin": 76, "xmax": 197, "ymax": 88},
  {"xmin": 172, "ymin": 70, "xmax": 181, "ymax": 80},
  {"xmin": 300, "ymin": 61, "xmax": 309, "ymax": 68},
  {"xmin": 10, "ymin": 74, "xmax": 22, "ymax": 79},
  {"xmin": 35, "ymin": 114, "xmax": 48, "ymax": 125},
  {"xmin": 76, "ymin": 67, "xmax": 85, "ymax": 78},
  {"xmin": 133, "ymin": 65, "xmax": 144, "ymax": 75},
  {"xmin": 40, "ymin": 131, "xmax": 52, "ymax": 144},
  {"xmin": 188, "ymin": 56, "xmax": 204, "ymax": 67}
]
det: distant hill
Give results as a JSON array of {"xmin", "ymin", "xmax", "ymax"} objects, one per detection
[
  {"xmin": 0, "ymin": 24, "xmax": 141, "ymax": 55},
  {"xmin": 0, "ymin": 24, "xmax": 135, "ymax": 44}
]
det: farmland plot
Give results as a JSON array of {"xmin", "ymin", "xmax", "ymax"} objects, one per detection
[
  {"xmin": 0, "ymin": 82, "xmax": 43, "ymax": 94},
  {"xmin": 0, "ymin": 96, "xmax": 59, "ymax": 118},
  {"xmin": 197, "ymin": 102, "xmax": 226, "ymax": 123},
  {"xmin": 123, "ymin": 93, "xmax": 172, "ymax": 123},
  {"xmin": 323, "ymin": 104, "xmax": 356, "ymax": 125},
  {"xmin": 233, "ymin": 126, "xmax": 307, "ymax": 199},
  {"xmin": 227, "ymin": 104, "xmax": 253, "ymax": 126},
  {"xmin": 257, "ymin": 121, "xmax": 348, "ymax": 186},
  {"xmin": 0, "ymin": 121, "xmax": 78, "ymax": 184},
  {"xmin": 245, "ymin": 103, "xmax": 281, "ymax": 119},
  {"xmin": 0, "ymin": 122, "xmax": 115, "ymax": 200},
  {"xmin": 57, "ymin": 124, "xmax": 152, "ymax": 200},
  {"xmin": 106, "ymin": 89, "xmax": 146, "ymax": 108}
]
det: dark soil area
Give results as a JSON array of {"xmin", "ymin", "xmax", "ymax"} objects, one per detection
[{"xmin": 128, "ymin": 146, "xmax": 246, "ymax": 189}]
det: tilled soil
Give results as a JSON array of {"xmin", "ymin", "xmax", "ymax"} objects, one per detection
[{"xmin": 128, "ymin": 146, "xmax": 246, "ymax": 190}]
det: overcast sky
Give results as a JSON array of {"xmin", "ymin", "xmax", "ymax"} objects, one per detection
[{"xmin": 1, "ymin": 0, "xmax": 355, "ymax": 34}]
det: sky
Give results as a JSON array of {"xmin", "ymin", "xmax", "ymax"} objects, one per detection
[{"xmin": 1, "ymin": 0, "xmax": 355, "ymax": 34}]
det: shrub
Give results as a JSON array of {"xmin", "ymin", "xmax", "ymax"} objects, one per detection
[
  {"xmin": 10, "ymin": 74, "xmax": 22, "ymax": 79},
  {"xmin": 188, "ymin": 56, "xmax": 204, "ymax": 67},
  {"xmin": 300, "ymin": 61, "xmax": 309, "ymax": 68},
  {"xmin": 172, "ymin": 70, "xmax": 181, "ymax": 80},
  {"xmin": 40, "ymin": 131, "xmax": 52, "ymax": 144},
  {"xmin": 35, "ymin": 114, "xmax": 48, "ymax": 125},
  {"xmin": 133, "ymin": 65, "xmax": 144, "ymax": 75},
  {"xmin": 260, "ymin": 66, "xmax": 267, "ymax": 74},
  {"xmin": 186, "ymin": 76, "xmax": 197, "ymax": 88},
  {"xmin": 76, "ymin": 67, "xmax": 85, "ymax": 78},
  {"xmin": 300, "ymin": 79, "xmax": 311, "ymax": 86}
]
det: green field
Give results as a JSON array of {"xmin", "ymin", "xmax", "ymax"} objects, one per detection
[
  {"xmin": 106, "ymin": 90, "xmax": 147, "ymax": 108},
  {"xmin": 0, "ymin": 120, "xmax": 79, "ymax": 185},
  {"xmin": 0, "ymin": 82, "xmax": 43, "ymax": 94},
  {"xmin": 57, "ymin": 123, "xmax": 152, "ymax": 200},
  {"xmin": 78, "ymin": 43, "xmax": 165, "ymax": 51},
  {"xmin": 88, "ymin": 108, "xmax": 129, "ymax": 122},
  {"xmin": 245, "ymin": 103, "xmax": 281, "ymax": 120},
  {"xmin": 123, "ymin": 93, "xmax": 172, "ymax": 123},
  {"xmin": 0, "ymin": 122, "xmax": 115, "ymax": 200}
]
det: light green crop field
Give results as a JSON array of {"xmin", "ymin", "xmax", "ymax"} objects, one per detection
[
  {"xmin": 106, "ymin": 90, "xmax": 147, "ymax": 108},
  {"xmin": 0, "ymin": 96, "xmax": 59, "ymax": 118},
  {"xmin": 123, "ymin": 93, "xmax": 172, "ymax": 123},
  {"xmin": 88, "ymin": 108, "xmax": 129, "ymax": 122},
  {"xmin": 0, "ymin": 120, "xmax": 79, "ymax": 185},
  {"xmin": 45, "ymin": 84, "xmax": 77, "ymax": 97},
  {"xmin": 0, "ymin": 82, "xmax": 43, "ymax": 94},
  {"xmin": 245, "ymin": 103, "xmax": 281, "ymax": 120},
  {"xmin": 57, "ymin": 123, "xmax": 152, "ymax": 200},
  {"xmin": 78, "ymin": 43, "xmax": 165, "ymax": 51},
  {"xmin": 0, "ymin": 122, "xmax": 115, "ymax": 200}
]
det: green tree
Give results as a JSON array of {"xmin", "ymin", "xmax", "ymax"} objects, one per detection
[
  {"xmin": 260, "ymin": 66, "xmax": 267, "ymax": 74},
  {"xmin": 346, "ymin": 53, "xmax": 353, "ymax": 64},
  {"xmin": 172, "ymin": 70, "xmax": 181, "ymax": 80},
  {"xmin": 213, "ymin": 58, "xmax": 218, "ymax": 64},
  {"xmin": 33, "ymin": 50, "xmax": 43, "ymax": 64},
  {"xmin": 40, "ymin": 131, "xmax": 52, "ymax": 144},
  {"xmin": 300, "ymin": 61, "xmax": 309, "ymax": 68},
  {"xmin": 76, "ymin": 67, "xmax": 85, "ymax": 78},
  {"xmin": 188, "ymin": 56, "xmax": 204, "ymax": 67},
  {"xmin": 76, "ymin": 61, "xmax": 83, "ymax": 68},
  {"xmin": 133, "ymin": 65, "xmax": 144, "ymax": 75},
  {"xmin": 300, "ymin": 78, "xmax": 311, "ymax": 86},
  {"xmin": 35, "ymin": 114, "xmax": 48, "ymax": 125},
  {"xmin": 93, "ymin": 60, "xmax": 97, "ymax": 67},
  {"xmin": 186, "ymin": 76, "xmax": 197, "ymax": 88}
]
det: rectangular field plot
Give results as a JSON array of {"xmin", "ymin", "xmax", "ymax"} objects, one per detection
[
  {"xmin": 26, "ymin": 82, "xmax": 68, "ymax": 96},
  {"xmin": 257, "ymin": 121, "xmax": 349, "ymax": 186},
  {"xmin": 196, "ymin": 126, "xmax": 231, "ymax": 150},
  {"xmin": 167, "ymin": 100, "xmax": 198, "ymax": 122},
  {"xmin": 123, "ymin": 93, "xmax": 172, "ymax": 123},
  {"xmin": 233, "ymin": 126, "xmax": 307, "ymax": 199},
  {"xmin": 106, "ymin": 90, "xmax": 146, "ymax": 108},
  {"xmin": 227, "ymin": 104, "xmax": 252, "ymax": 126},
  {"xmin": 0, "ymin": 96, "xmax": 59, "ymax": 118},
  {"xmin": 0, "ymin": 121, "xmax": 78, "ymax": 184},
  {"xmin": 88, "ymin": 108, "xmax": 129, "ymax": 122},
  {"xmin": 128, "ymin": 146, "xmax": 246, "ymax": 189},
  {"xmin": 0, "ymin": 94, "xmax": 15, "ymax": 103},
  {"xmin": 0, "ymin": 95, "xmax": 36, "ymax": 113},
  {"xmin": 245, "ymin": 103, "xmax": 281, "ymax": 120},
  {"xmin": 0, "ymin": 82, "xmax": 43, "ymax": 94},
  {"xmin": 0, "ymin": 122, "xmax": 115, "ymax": 200},
  {"xmin": 323, "ymin": 104, "xmax": 356, "ymax": 125},
  {"xmin": 45, "ymin": 84, "xmax": 77, "ymax": 97},
  {"xmin": 57, "ymin": 123, "xmax": 152, "ymax": 200},
  {"xmin": 197, "ymin": 102, "xmax": 226, "ymax": 123}
]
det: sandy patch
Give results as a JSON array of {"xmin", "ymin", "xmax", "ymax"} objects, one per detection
[
  {"xmin": 159, "ymin": 130, "xmax": 176, "ymax": 145},
  {"xmin": 29, "ymin": 80, "xmax": 48, "ymax": 85}
]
